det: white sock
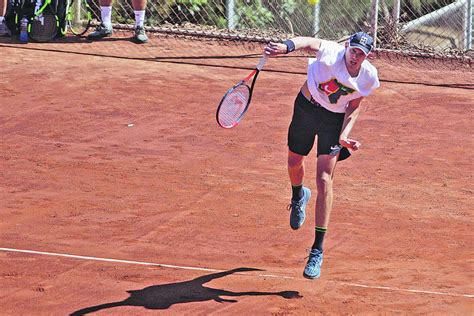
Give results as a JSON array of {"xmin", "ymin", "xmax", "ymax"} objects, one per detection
[
  {"xmin": 134, "ymin": 10, "xmax": 145, "ymax": 28},
  {"xmin": 101, "ymin": 6, "xmax": 112, "ymax": 27},
  {"xmin": 0, "ymin": 16, "xmax": 5, "ymax": 23}
]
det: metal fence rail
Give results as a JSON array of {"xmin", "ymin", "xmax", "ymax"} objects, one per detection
[{"xmin": 89, "ymin": 0, "xmax": 473, "ymax": 55}]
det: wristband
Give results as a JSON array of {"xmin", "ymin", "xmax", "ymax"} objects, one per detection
[{"xmin": 283, "ymin": 39, "xmax": 295, "ymax": 54}]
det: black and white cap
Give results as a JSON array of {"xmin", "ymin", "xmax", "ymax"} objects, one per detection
[{"xmin": 349, "ymin": 32, "xmax": 374, "ymax": 55}]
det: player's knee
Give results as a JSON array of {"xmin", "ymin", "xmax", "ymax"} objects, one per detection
[{"xmin": 316, "ymin": 172, "xmax": 333, "ymax": 188}]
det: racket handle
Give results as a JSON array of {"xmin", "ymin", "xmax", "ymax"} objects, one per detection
[{"xmin": 256, "ymin": 54, "xmax": 269, "ymax": 71}]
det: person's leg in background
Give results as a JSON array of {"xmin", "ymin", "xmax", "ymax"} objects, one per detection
[
  {"xmin": 88, "ymin": 0, "xmax": 147, "ymax": 43},
  {"xmin": 87, "ymin": 0, "xmax": 113, "ymax": 40},
  {"xmin": 0, "ymin": 0, "xmax": 10, "ymax": 36},
  {"xmin": 132, "ymin": 0, "xmax": 147, "ymax": 43}
]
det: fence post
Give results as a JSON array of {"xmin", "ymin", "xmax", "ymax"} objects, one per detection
[
  {"xmin": 226, "ymin": 0, "xmax": 236, "ymax": 30},
  {"xmin": 371, "ymin": 0, "xmax": 379, "ymax": 49},
  {"xmin": 312, "ymin": 0, "xmax": 321, "ymax": 36},
  {"xmin": 466, "ymin": 0, "xmax": 472, "ymax": 50},
  {"xmin": 393, "ymin": 0, "xmax": 401, "ymax": 27}
]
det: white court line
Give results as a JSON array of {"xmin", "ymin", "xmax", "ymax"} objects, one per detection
[
  {"xmin": 337, "ymin": 282, "xmax": 474, "ymax": 298},
  {"xmin": 0, "ymin": 247, "xmax": 472, "ymax": 298}
]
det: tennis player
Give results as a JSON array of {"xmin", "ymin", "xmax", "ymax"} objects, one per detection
[
  {"xmin": 87, "ymin": 0, "xmax": 148, "ymax": 43},
  {"xmin": 264, "ymin": 32, "xmax": 380, "ymax": 279}
]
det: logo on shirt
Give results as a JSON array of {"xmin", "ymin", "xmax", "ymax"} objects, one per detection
[{"xmin": 318, "ymin": 79, "xmax": 355, "ymax": 104}]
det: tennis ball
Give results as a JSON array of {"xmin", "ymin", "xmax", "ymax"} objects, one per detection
[{"xmin": 308, "ymin": 0, "xmax": 319, "ymax": 4}]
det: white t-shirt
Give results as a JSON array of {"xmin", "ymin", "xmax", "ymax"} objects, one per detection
[{"xmin": 306, "ymin": 40, "xmax": 380, "ymax": 113}]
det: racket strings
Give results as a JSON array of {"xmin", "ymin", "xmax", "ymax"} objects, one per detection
[
  {"xmin": 218, "ymin": 85, "xmax": 250, "ymax": 128},
  {"xmin": 67, "ymin": 1, "xmax": 91, "ymax": 35}
]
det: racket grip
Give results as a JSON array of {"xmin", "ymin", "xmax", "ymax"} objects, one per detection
[{"xmin": 256, "ymin": 54, "xmax": 269, "ymax": 71}]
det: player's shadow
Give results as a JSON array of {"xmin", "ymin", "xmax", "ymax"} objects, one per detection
[{"xmin": 70, "ymin": 267, "xmax": 301, "ymax": 315}]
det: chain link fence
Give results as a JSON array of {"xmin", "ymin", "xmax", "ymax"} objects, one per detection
[{"xmin": 88, "ymin": 0, "xmax": 472, "ymax": 56}]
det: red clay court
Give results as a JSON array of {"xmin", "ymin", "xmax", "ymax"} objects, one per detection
[{"xmin": 0, "ymin": 33, "xmax": 473, "ymax": 314}]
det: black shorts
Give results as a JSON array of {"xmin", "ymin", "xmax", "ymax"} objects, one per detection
[{"xmin": 288, "ymin": 92, "xmax": 351, "ymax": 161}]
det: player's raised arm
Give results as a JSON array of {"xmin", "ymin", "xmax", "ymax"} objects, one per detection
[{"xmin": 264, "ymin": 37, "xmax": 323, "ymax": 56}]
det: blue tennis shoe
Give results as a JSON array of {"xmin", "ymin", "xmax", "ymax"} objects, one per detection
[
  {"xmin": 288, "ymin": 186, "xmax": 311, "ymax": 230},
  {"xmin": 303, "ymin": 248, "xmax": 324, "ymax": 279}
]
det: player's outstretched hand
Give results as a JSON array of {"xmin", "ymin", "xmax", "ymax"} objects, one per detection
[
  {"xmin": 340, "ymin": 138, "xmax": 361, "ymax": 151},
  {"xmin": 264, "ymin": 42, "xmax": 288, "ymax": 56}
]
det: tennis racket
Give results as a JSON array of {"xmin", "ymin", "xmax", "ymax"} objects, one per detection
[
  {"xmin": 29, "ymin": 0, "xmax": 58, "ymax": 42},
  {"xmin": 65, "ymin": 0, "xmax": 92, "ymax": 36},
  {"xmin": 216, "ymin": 54, "xmax": 268, "ymax": 129}
]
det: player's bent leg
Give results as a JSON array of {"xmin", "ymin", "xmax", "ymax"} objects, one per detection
[
  {"xmin": 287, "ymin": 150, "xmax": 310, "ymax": 230},
  {"xmin": 288, "ymin": 150, "xmax": 305, "ymax": 185},
  {"xmin": 288, "ymin": 186, "xmax": 311, "ymax": 230}
]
